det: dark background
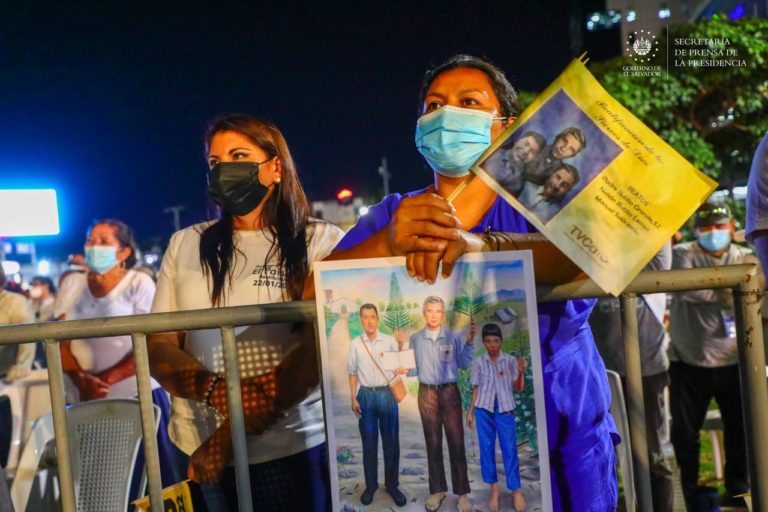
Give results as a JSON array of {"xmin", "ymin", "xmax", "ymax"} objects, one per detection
[{"xmin": 0, "ymin": 1, "xmax": 602, "ymax": 257}]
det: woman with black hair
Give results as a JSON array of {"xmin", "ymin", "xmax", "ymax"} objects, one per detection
[
  {"xmin": 59, "ymin": 218, "xmax": 182, "ymax": 496},
  {"xmin": 61, "ymin": 219, "xmax": 157, "ymax": 401},
  {"xmin": 29, "ymin": 275, "xmax": 56, "ymax": 322},
  {"xmin": 325, "ymin": 54, "xmax": 618, "ymax": 512},
  {"xmin": 148, "ymin": 114, "xmax": 343, "ymax": 511}
]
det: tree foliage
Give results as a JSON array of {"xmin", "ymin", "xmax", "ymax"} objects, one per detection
[
  {"xmin": 454, "ymin": 266, "xmax": 485, "ymax": 318},
  {"xmin": 589, "ymin": 17, "xmax": 768, "ymax": 181},
  {"xmin": 383, "ymin": 272, "xmax": 411, "ymax": 332}
]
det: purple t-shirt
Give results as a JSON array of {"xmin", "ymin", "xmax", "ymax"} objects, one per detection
[
  {"xmin": 337, "ymin": 188, "xmax": 619, "ymax": 509},
  {"xmin": 336, "ymin": 188, "xmax": 597, "ymax": 367},
  {"xmin": 746, "ymin": 132, "xmax": 768, "ymax": 242}
]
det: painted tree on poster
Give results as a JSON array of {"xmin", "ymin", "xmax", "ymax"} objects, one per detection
[
  {"xmin": 383, "ymin": 272, "xmax": 411, "ymax": 332},
  {"xmin": 454, "ymin": 266, "xmax": 485, "ymax": 318}
]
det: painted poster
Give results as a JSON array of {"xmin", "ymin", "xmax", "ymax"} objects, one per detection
[
  {"xmin": 314, "ymin": 252, "xmax": 550, "ymax": 512},
  {"xmin": 473, "ymin": 57, "xmax": 717, "ymax": 296}
]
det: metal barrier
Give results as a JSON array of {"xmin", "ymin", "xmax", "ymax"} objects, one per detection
[{"xmin": 0, "ymin": 264, "xmax": 765, "ymax": 512}]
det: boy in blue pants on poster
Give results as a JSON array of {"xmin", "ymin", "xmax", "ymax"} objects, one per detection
[{"xmin": 467, "ymin": 323, "xmax": 528, "ymax": 512}]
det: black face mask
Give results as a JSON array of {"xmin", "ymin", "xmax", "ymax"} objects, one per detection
[{"xmin": 207, "ymin": 161, "xmax": 272, "ymax": 216}]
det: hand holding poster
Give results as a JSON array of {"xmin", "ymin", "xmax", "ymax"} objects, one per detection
[
  {"xmin": 381, "ymin": 349, "xmax": 416, "ymax": 371},
  {"xmin": 315, "ymin": 252, "xmax": 550, "ymax": 511},
  {"xmin": 473, "ymin": 57, "xmax": 717, "ymax": 295}
]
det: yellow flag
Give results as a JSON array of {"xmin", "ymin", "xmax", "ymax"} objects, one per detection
[{"xmin": 473, "ymin": 58, "xmax": 717, "ymax": 295}]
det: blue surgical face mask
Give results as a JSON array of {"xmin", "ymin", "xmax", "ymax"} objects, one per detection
[
  {"xmin": 697, "ymin": 228, "xmax": 731, "ymax": 252},
  {"xmin": 414, "ymin": 105, "xmax": 495, "ymax": 177},
  {"xmin": 85, "ymin": 245, "xmax": 119, "ymax": 274}
]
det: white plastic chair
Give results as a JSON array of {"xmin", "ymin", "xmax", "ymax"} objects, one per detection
[
  {"xmin": 606, "ymin": 370, "xmax": 637, "ymax": 512},
  {"xmin": 10, "ymin": 411, "xmax": 54, "ymax": 512},
  {"xmin": 11, "ymin": 398, "xmax": 159, "ymax": 512},
  {"xmin": 0, "ymin": 369, "xmax": 53, "ymax": 471}
]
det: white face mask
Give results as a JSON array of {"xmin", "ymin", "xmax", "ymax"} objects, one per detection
[{"xmin": 29, "ymin": 286, "xmax": 43, "ymax": 299}]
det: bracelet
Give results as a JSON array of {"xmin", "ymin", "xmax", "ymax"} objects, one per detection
[
  {"xmin": 480, "ymin": 232, "xmax": 503, "ymax": 252},
  {"xmin": 202, "ymin": 373, "xmax": 225, "ymax": 407},
  {"xmin": 481, "ymin": 232, "xmax": 523, "ymax": 252}
]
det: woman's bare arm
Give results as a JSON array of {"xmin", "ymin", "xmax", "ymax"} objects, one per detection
[{"xmin": 147, "ymin": 331, "xmax": 219, "ymax": 405}]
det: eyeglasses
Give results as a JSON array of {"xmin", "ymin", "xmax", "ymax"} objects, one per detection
[{"xmin": 696, "ymin": 206, "xmax": 730, "ymax": 220}]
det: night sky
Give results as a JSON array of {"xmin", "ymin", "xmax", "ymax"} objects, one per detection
[{"xmin": 0, "ymin": 1, "xmax": 581, "ymax": 258}]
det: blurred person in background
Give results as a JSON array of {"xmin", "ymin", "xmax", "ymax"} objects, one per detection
[
  {"xmin": 744, "ymin": 131, "xmax": 768, "ymax": 358},
  {"xmin": 669, "ymin": 202, "xmax": 758, "ymax": 510},
  {"xmin": 745, "ymin": 131, "xmax": 768, "ymax": 279},
  {"xmin": 589, "ymin": 243, "xmax": 674, "ymax": 512},
  {"xmin": 0, "ymin": 266, "xmax": 35, "ymax": 382},
  {"xmin": 53, "ymin": 253, "xmax": 88, "ymax": 321},
  {"xmin": 147, "ymin": 114, "xmax": 344, "ymax": 512},
  {"xmin": 59, "ymin": 219, "xmax": 182, "ymax": 494},
  {"xmin": 29, "ymin": 276, "xmax": 56, "ymax": 322},
  {"xmin": 132, "ymin": 264, "xmax": 158, "ymax": 283},
  {"xmin": 29, "ymin": 275, "xmax": 57, "ymax": 367}
]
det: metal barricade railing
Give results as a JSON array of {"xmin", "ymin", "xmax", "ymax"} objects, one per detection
[{"xmin": 0, "ymin": 265, "xmax": 765, "ymax": 512}]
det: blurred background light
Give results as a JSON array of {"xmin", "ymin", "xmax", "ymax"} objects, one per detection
[
  {"xmin": 1, "ymin": 261, "xmax": 21, "ymax": 274},
  {"xmin": 0, "ymin": 189, "xmax": 60, "ymax": 237},
  {"xmin": 36, "ymin": 259, "xmax": 51, "ymax": 276}
]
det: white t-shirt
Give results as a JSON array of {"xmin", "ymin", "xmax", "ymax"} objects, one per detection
[
  {"xmin": 346, "ymin": 332, "xmax": 398, "ymax": 387},
  {"xmin": 151, "ymin": 220, "xmax": 344, "ymax": 463},
  {"xmin": 53, "ymin": 271, "xmax": 88, "ymax": 320},
  {"xmin": 0, "ymin": 290, "xmax": 33, "ymax": 325},
  {"xmin": 67, "ymin": 270, "xmax": 159, "ymax": 400},
  {"xmin": 32, "ymin": 296, "xmax": 55, "ymax": 322}
]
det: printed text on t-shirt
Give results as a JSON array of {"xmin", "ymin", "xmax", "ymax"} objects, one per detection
[{"xmin": 252, "ymin": 265, "xmax": 286, "ymax": 289}]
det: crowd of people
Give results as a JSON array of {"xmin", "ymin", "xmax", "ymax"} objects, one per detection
[{"xmin": 0, "ymin": 53, "xmax": 765, "ymax": 512}]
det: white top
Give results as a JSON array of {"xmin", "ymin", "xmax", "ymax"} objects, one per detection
[
  {"xmin": 346, "ymin": 332, "xmax": 398, "ymax": 387},
  {"xmin": 53, "ymin": 271, "xmax": 88, "ymax": 320},
  {"xmin": 0, "ymin": 290, "xmax": 32, "ymax": 325},
  {"xmin": 32, "ymin": 296, "xmax": 55, "ymax": 322},
  {"xmin": 67, "ymin": 270, "xmax": 160, "ymax": 400},
  {"xmin": 470, "ymin": 353, "xmax": 519, "ymax": 413},
  {"xmin": 151, "ymin": 220, "xmax": 344, "ymax": 463}
]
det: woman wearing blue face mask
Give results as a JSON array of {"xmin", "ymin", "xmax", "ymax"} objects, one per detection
[
  {"xmin": 59, "ymin": 218, "xmax": 183, "ymax": 499},
  {"xmin": 147, "ymin": 114, "xmax": 344, "ymax": 512},
  {"xmin": 61, "ymin": 219, "xmax": 154, "ymax": 401},
  {"xmin": 321, "ymin": 54, "xmax": 619, "ymax": 512}
]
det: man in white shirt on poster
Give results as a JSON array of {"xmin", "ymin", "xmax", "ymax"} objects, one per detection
[{"xmin": 347, "ymin": 303, "xmax": 407, "ymax": 507}]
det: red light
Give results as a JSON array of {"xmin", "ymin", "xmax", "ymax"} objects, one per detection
[{"xmin": 337, "ymin": 189, "xmax": 353, "ymax": 201}]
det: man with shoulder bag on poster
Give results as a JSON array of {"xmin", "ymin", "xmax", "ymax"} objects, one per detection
[{"xmin": 347, "ymin": 303, "xmax": 408, "ymax": 507}]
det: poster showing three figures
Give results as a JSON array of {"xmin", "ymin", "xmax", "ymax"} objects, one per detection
[{"xmin": 314, "ymin": 252, "xmax": 551, "ymax": 512}]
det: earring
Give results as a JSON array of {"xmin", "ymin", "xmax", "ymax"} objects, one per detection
[{"xmin": 274, "ymin": 177, "xmax": 282, "ymax": 184}]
